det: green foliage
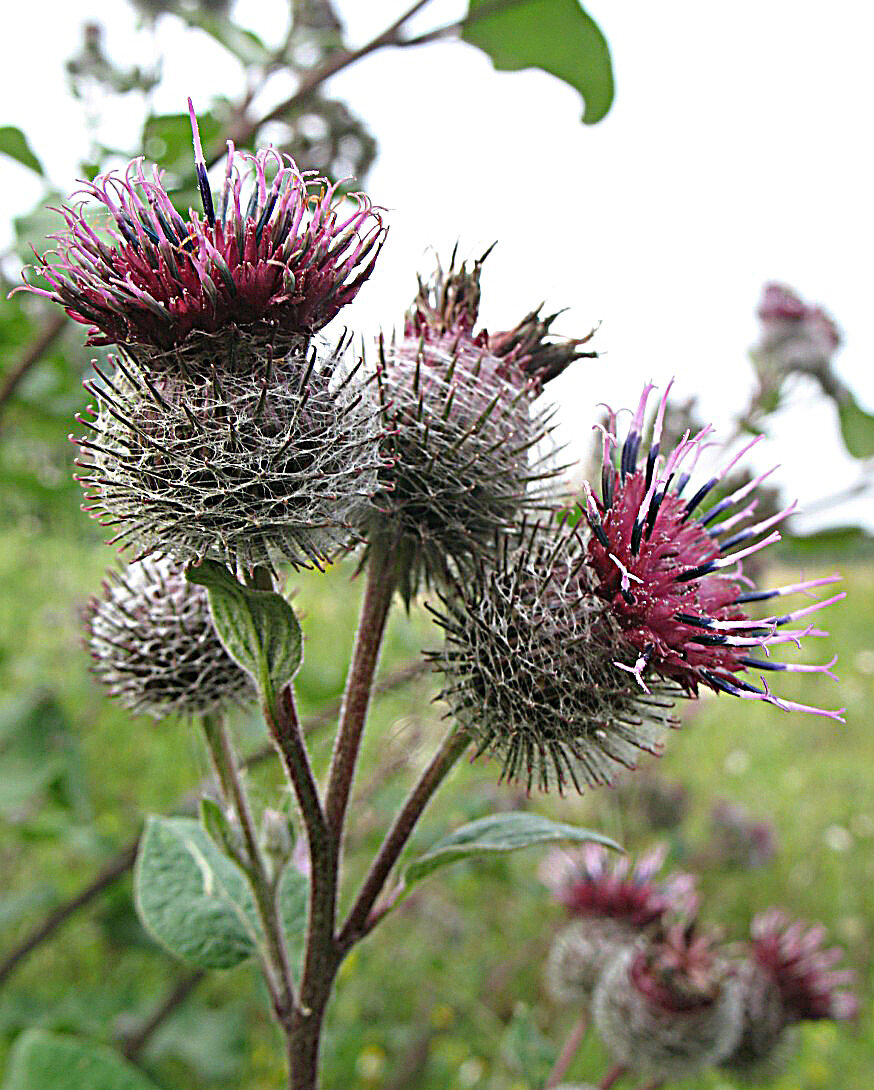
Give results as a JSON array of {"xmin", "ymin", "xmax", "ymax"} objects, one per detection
[
  {"xmin": 403, "ymin": 811, "xmax": 620, "ymax": 887},
  {"xmin": 0, "ymin": 128, "xmax": 44, "ymax": 177},
  {"xmin": 134, "ymin": 815, "xmax": 307, "ymax": 973},
  {"xmin": 463, "ymin": 0, "xmax": 614, "ymax": 123},
  {"xmin": 2, "ymin": 1030, "xmax": 160, "ymax": 1090},
  {"xmin": 186, "ymin": 561, "xmax": 303, "ymax": 713},
  {"xmin": 838, "ymin": 393, "xmax": 874, "ymax": 458}
]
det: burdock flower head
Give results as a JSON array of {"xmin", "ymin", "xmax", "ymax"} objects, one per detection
[
  {"xmin": 85, "ymin": 556, "xmax": 253, "ymax": 719},
  {"xmin": 371, "ymin": 248, "xmax": 597, "ymax": 600},
  {"xmin": 720, "ymin": 909, "xmax": 857, "ymax": 1078},
  {"xmin": 580, "ymin": 380, "xmax": 846, "ymax": 720},
  {"xmin": 593, "ymin": 924, "xmax": 742, "ymax": 1079},
  {"xmin": 20, "ymin": 100, "xmax": 385, "ymax": 369},
  {"xmin": 755, "ymin": 282, "xmax": 841, "ymax": 374},
  {"xmin": 542, "ymin": 844, "xmax": 698, "ymax": 1004},
  {"xmin": 50, "ymin": 105, "xmax": 390, "ymax": 571},
  {"xmin": 429, "ymin": 521, "xmax": 680, "ymax": 793}
]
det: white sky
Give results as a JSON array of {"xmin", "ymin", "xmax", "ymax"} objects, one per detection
[{"xmin": 3, "ymin": 0, "xmax": 873, "ymax": 530}]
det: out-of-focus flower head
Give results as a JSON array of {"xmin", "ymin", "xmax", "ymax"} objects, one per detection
[
  {"xmin": 371, "ymin": 248, "xmax": 597, "ymax": 601},
  {"xmin": 580, "ymin": 380, "xmax": 846, "ymax": 720},
  {"xmin": 85, "ymin": 556, "xmax": 252, "ymax": 718},
  {"xmin": 18, "ymin": 100, "xmax": 384, "ymax": 370},
  {"xmin": 593, "ymin": 924, "xmax": 742, "ymax": 1078},
  {"xmin": 750, "ymin": 908, "xmax": 858, "ymax": 1023},
  {"xmin": 756, "ymin": 282, "xmax": 841, "ymax": 370},
  {"xmin": 540, "ymin": 842, "xmax": 698, "ymax": 927},
  {"xmin": 708, "ymin": 799, "xmax": 777, "ymax": 868}
]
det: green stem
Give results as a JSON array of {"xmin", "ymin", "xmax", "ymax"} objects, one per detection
[{"xmin": 200, "ymin": 714, "xmax": 296, "ymax": 1022}]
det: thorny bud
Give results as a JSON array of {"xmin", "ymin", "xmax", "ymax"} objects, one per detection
[
  {"xmin": 17, "ymin": 101, "xmax": 385, "ymax": 371},
  {"xmin": 542, "ymin": 844, "xmax": 698, "ymax": 1004},
  {"xmin": 755, "ymin": 282, "xmax": 841, "ymax": 375},
  {"xmin": 429, "ymin": 521, "xmax": 680, "ymax": 793},
  {"xmin": 260, "ymin": 808, "xmax": 295, "ymax": 872},
  {"xmin": 593, "ymin": 924, "xmax": 742, "ymax": 1079},
  {"xmin": 370, "ymin": 248, "xmax": 597, "ymax": 602},
  {"xmin": 581, "ymin": 380, "xmax": 846, "ymax": 720},
  {"xmin": 73, "ymin": 333, "xmax": 388, "ymax": 571},
  {"xmin": 85, "ymin": 556, "xmax": 253, "ymax": 719}
]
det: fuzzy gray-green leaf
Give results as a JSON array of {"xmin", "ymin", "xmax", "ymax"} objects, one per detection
[
  {"xmin": 404, "ymin": 812, "xmax": 620, "ymax": 888},
  {"xmin": 134, "ymin": 815, "xmax": 259, "ymax": 970},
  {"xmin": 2, "ymin": 1029, "xmax": 160, "ymax": 1090}
]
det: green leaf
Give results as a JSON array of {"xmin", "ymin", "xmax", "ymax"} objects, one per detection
[
  {"xmin": 838, "ymin": 394, "xmax": 874, "ymax": 458},
  {"xmin": 498, "ymin": 1003, "xmax": 557, "ymax": 1084},
  {"xmin": 784, "ymin": 525, "xmax": 873, "ymax": 563},
  {"xmin": 403, "ymin": 812, "xmax": 620, "ymax": 888},
  {"xmin": 134, "ymin": 815, "xmax": 260, "ymax": 970},
  {"xmin": 462, "ymin": 0, "xmax": 614, "ymax": 124},
  {"xmin": 184, "ymin": 14, "xmax": 272, "ymax": 66},
  {"xmin": 186, "ymin": 560, "xmax": 302, "ymax": 710},
  {"xmin": 2, "ymin": 1029, "xmax": 160, "ymax": 1090},
  {"xmin": 0, "ymin": 127, "xmax": 45, "ymax": 176}
]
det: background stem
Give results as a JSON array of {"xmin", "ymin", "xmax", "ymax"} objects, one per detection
[{"xmin": 545, "ymin": 1011, "xmax": 589, "ymax": 1089}]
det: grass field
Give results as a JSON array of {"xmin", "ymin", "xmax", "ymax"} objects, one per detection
[{"xmin": 0, "ymin": 521, "xmax": 871, "ymax": 1090}]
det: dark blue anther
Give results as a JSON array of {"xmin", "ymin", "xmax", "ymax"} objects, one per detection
[
  {"xmin": 735, "ymin": 588, "xmax": 778, "ymax": 604},
  {"xmin": 196, "ymin": 163, "xmax": 216, "ymax": 228},
  {"xmin": 739, "ymin": 656, "xmax": 786, "ymax": 671},
  {"xmin": 255, "ymin": 190, "xmax": 278, "ymax": 247},
  {"xmin": 681, "ymin": 477, "xmax": 717, "ymax": 521}
]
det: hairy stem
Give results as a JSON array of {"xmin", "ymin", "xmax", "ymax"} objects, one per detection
[
  {"xmin": 599, "ymin": 1064, "xmax": 628, "ymax": 1090},
  {"xmin": 339, "ymin": 728, "xmax": 469, "ymax": 948},
  {"xmin": 325, "ymin": 541, "xmax": 397, "ymax": 840},
  {"xmin": 201, "ymin": 714, "xmax": 296, "ymax": 1022},
  {"xmin": 545, "ymin": 1011, "xmax": 589, "ymax": 1089},
  {"xmin": 0, "ymin": 311, "xmax": 66, "ymax": 428}
]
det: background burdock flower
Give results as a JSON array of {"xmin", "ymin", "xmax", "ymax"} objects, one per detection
[
  {"xmin": 593, "ymin": 924, "xmax": 742, "ymax": 1079},
  {"xmin": 74, "ymin": 333, "xmax": 388, "ymax": 571},
  {"xmin": 720, "ymin": 909, "xmax": 857, "ymax": 1079},
  {"xmin": 542, "ymin": 843, "xmax": 698, "ymax": 1004},
  {"xmin": 580, "ymin": 380, "xmax": 846, "ymax": 719},
  {"xmin": 18, "ymin": 101, "xmax": 384, "ymax": 371},
  {"xmin": 749, "ymin": 908, "xmax": 859, "ymax": 1023},
  {"xmin": 755, "ymin": 282, "xmax": 841, "ymax": 373},
  {"xmin": 706, "ymin": 799, "xmax": 777, "ymax": 869},
  {"xmin": 85, "ymin": 556, "xmax": 252, "ymax": 719},
  {"xmin": 429, "ymin": 522, "xmax": 680, "ymax": 793},
  {"xmin": 370, "ymin": 248, "xmax": 597, "ymax": 602}
]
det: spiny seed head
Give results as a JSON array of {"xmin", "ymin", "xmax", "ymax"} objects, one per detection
[
  {"xmin": 593, "ymin": 925, "xmax": 742, "ymax": 1078},
  {"xmin": 74, "ymin": 334, "xmax": 387, "ymax": 572},
  {"xmin": 750, "ymin": 908, "xmax": 859, "ymax": 1023},
  {"xmin": 545, "ymin": 917, "xmax": 638, "ymax": 1005},
  {"xmin": 719, "ymin": 958, "xmax": 797, "ymax": 1080},
  {"xmin": 580, "ymin": 379, "xmax": 846, "ymax": 721},
  {"xmin": 540, "ymin": 843, "xmax": 699, "ymax": 927},
  {"xmin": 17, "ymin": 100, "xmax": 384, "ymax": 369},
  {"xmin": 428, "ymin": 522, "xmax": 680, "ymax": 793},
  {"xmin": 85, "ymin": 556, "xmax": 252, "ymax": 718},
  {"xmin": 369, "ymin": 249, "xmax": 596, "ymax": 602}
]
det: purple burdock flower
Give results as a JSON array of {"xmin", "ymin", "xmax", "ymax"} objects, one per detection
[
  {"xmin": 749, "ymin": 908, "xmax": 858, "ymax": 1023},
  {"xmin": 542, "ymin": 844, "xmax": 698, "ymax": 1005},
  {"xmin": 19, "ymin": 100, "xmax": 384, "ymax": 368},
  {"xmin": 580, "ymin": 380, "xmax": 846, "ymax": 720},
  {"xmin": 720, "ymin": 909, "xmax": 858, "ymax": 1078},
  {"xmin": 371, "ymin": 248, "xmax": 597, "ymax": 601},
  {"xmin": 593, "ymin": 923, "xmax": 742, "ymax": 1079},
  {"xmin": 430, "ymin": 521, "xmax": 680, "ymax": 793}
]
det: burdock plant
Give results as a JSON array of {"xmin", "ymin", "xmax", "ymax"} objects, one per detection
[{"xmin": 17, "ymin": 106, "xmax": 853, "ymax": 1090}]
